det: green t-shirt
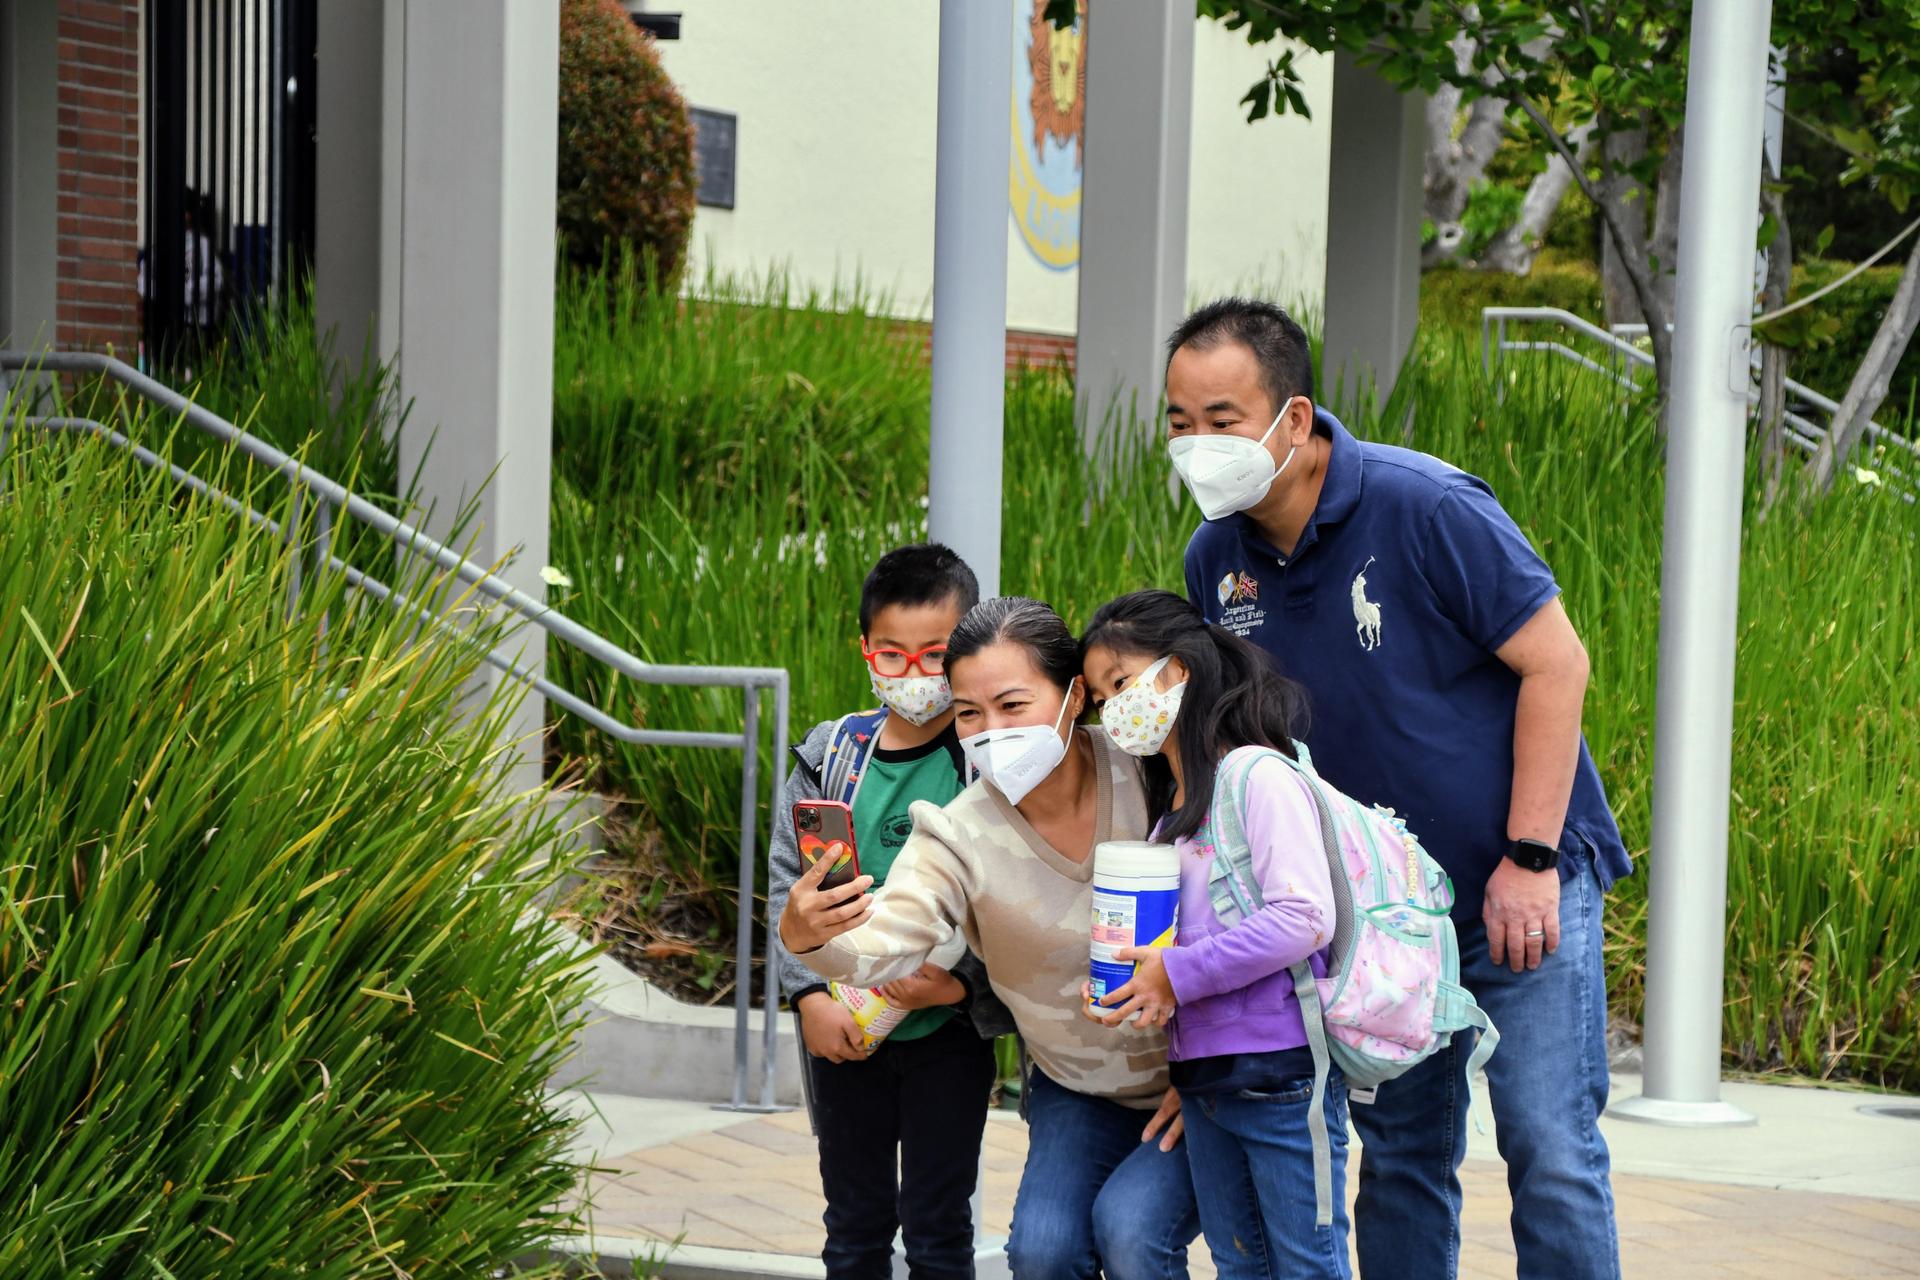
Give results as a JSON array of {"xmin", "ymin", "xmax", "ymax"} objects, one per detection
[{"xmin": 851, "ymin": 725, "xmax": 966, "ymax": 1042}]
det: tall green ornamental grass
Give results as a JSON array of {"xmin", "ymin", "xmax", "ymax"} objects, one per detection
[
  {"xmin": 549, "ymin": 269, "xmax": 1920, "ymax": 1089},
  {"xmin": 0, "ymin": 427, "xmax": 592, "ymax": 1275}
]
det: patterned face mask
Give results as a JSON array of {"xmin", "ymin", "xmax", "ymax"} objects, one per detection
[
  {"xmin": 869, "ymin": 670, "xmax": 953, "ymax": 726},
  {"xmin": 1099, "ymin": 656, "xmax": 1185, "ymax": 758}
]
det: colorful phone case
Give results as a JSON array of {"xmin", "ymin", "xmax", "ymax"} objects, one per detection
[{"xmin": 793, "ymin": 801, "xmax": 860, "ymax": 890}]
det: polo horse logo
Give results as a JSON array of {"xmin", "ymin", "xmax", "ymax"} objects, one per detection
[{"xmin": 1352, "ymin": 557, "xmax": 1383, "ymax": 651}]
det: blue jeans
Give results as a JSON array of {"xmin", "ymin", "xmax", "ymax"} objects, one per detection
[
  {"xmin": 1181, "ymin": 1072, "xmax": 1352, "ymax": 1280},
  {"xmin": 1008, "ymin": 1069, "xmax": 1201, "ymax": 1280},
  {"xmin": 1350, "ymin": 848, "xmax": 1620, "ymax": 1280}
]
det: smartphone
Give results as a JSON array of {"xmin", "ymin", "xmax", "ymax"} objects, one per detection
[{"xmin": 793, "ymin": 800, "xmax": 861, "ymax": 892}]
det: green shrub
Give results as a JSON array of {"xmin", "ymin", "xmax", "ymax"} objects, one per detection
[
  {"xmin": 1778, "ymin": 259, "xmax": 1920, "ymax": 416},
  {"xmin": 0, "ymin": 427, "xmax": 591, "ymax": 1275},
  {"xmin": 557, "ymin": 0, "xmax": 696, "ymax": 280},
  {"xmin": 1418, "ymin": 249, "xmax": 1606, "ymax": 331}
]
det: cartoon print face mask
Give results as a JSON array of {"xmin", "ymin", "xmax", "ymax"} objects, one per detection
[{"xmin": 1099, "ymin": 656, "xmax": 1185, "ymax": 757}]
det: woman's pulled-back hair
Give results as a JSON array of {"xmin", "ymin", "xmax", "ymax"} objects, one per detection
[
  {"xmin": 945, "ymin": 596, "xmax": 1081, "ymax": 696},
  {"xmin": 1080, "ymin": 589, "xmax": 1309, "ymax": 841}
]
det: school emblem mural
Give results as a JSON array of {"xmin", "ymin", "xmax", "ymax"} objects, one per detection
[{"xmin": 1009, "ymin": 0, "xmax": 1086, "ymax": 271}]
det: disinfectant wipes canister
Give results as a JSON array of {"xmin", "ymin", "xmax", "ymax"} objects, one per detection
[{"xmin": 1088, "ymin": 840, "xmax": 1180, "ymax": 1005}]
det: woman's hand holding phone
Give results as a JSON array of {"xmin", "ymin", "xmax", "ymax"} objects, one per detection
[{"xmin": 778, "ymin": 847, "xmax": 876, "ymax": 954}]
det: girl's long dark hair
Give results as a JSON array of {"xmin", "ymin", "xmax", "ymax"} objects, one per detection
[{"xmin": 1080, "ymin": 589, "xmax": 1310, "ymax": 841}]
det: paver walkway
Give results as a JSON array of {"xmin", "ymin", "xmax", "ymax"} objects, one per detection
[{"xmin": 578, "ymin": 1104, "xmax": 1920, "ymax": 1278}]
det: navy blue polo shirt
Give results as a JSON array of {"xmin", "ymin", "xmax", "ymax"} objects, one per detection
[{"xmin": 1183, "ymin": 407, "xmax": 1631, "ymax": 922}]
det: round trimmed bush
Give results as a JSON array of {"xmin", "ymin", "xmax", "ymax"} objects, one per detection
[{"xmin": 558, "ymin": 0, "xmax": 697, "ymax": 282}]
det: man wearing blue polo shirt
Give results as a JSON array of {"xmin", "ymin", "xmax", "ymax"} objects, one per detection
[{"xmin": 1164, "ymin": 298, "xmax": 1631, "ymax": 1280}]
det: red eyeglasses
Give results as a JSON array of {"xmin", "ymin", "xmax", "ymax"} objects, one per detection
[{"xmin": 863, "ymin": 644, "xmax": 949, "ymax": 678}]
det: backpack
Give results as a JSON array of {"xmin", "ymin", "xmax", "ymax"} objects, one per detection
[{"xmin": 1204, "ymin": 744, "xmax": 1498, "ymax": 1228}]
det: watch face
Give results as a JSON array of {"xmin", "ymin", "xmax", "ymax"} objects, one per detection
[{"xmin": 1513, "ymin": 840, "xmax": 1557, "ymax": 871}]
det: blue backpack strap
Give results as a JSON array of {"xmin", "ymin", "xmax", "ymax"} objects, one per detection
[
  {"xmin": 1203, "ymin": 746, "xmax": 1289, "ymax": 927},
  {"xmin": 827, "ymin": 708, "xmax": 889, "ymax": 806}
]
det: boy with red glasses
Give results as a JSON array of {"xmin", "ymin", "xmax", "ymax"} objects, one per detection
[{"xmin": 769, "ymin": 543, "xmax": 1012, "ymax": 1280}]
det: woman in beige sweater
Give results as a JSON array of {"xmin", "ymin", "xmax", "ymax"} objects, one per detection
[{"xmin": 782, "ymin": 597, "xmax": 1202, "ymax": 1280}]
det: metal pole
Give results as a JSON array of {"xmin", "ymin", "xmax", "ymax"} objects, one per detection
[
  {"xmin": 1608, "ymin": 0, "xmax": 1773, "ymax": 1129},
  {"xmin": 284, "ymin": 483, "xmax": 304, "ymax": 617},
  {"xmin": 926, "ymin": 0, "xmax": 1011, "ymax": 598},
  {"xmin": 758, "ymin": 672, "xmax": 791, "ymax": 1111},
  {"xmin": 1756, "ymin": 45, "xmax": 1786, "ymax": 300},
  {"xmin": 724, "ymin": 684, "xmax": 759, "ymax": 1111}
]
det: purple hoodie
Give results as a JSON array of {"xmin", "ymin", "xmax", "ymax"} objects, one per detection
[{"xmin": 1158, "ymin": 747, "xmax": 1338, "ymax": 1063}]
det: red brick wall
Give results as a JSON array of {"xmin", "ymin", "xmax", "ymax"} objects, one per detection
[
  {"xmin": 891, "ymin": 320, "xmax": 1078, "ymax": 375},
  {"xmin": 56, "ymin": 0, "xmax": 142, "ymax": 354}
]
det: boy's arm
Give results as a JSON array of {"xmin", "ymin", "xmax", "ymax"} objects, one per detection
[{"xmin": 768, "ymin": 743, "xmax": 831, "ymax": 1006}]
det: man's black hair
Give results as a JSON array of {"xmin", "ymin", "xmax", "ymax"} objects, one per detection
[
  {"xmin": 1164, "ymin": 297, "xmax": 1314, "ymax": 414},
  {"xmin": 859, "ymin": 543, "xmax": 981, "ymax": 637}
]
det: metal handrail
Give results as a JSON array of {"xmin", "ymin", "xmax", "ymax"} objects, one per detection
[
  {"xmin": 0, "ymin": 349, "xmax": 792, "ymax": 1113},
  {"xmin": 1480, "ymin": 307, "xmax": 1919, "ymax": 493}
]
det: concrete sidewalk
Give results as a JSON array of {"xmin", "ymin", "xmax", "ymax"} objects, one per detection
[{"xmin": 556, "ymin": 1073, "xmax": 1920, "ymax": 1278}]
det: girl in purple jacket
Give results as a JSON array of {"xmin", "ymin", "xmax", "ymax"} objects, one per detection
[{"xmin": 1080, "ymin": 589, "xmax": 1349, "ymax": 1280}]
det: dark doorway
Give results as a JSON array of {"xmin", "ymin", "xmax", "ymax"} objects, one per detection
[{"xmin": 143, "ymin": 0, "xmax": 316, "ymax": 367}]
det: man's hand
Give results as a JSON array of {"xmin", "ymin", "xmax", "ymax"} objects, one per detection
[
  {"xmin": 1141, "ymin": 1087, "xmax": 1184, "ymax": 1152},
  {"xmin": 778, "ymin": 848, "xmax": 875, "ymax": 954},
  {"xmin": 878, "ymin": 964, "xmax": 965, "ymax": 1011},
  {"xmin": 1484, "ymin": 858, "xmax": 1560, "ymax": 972},
  {"xmin": 797, "ymin": 991, "xmax": 868, "ymax": 1063},
  {"xmin": 1083, "ymin": 946, "xmax": 1177, "ymax": 1029}
]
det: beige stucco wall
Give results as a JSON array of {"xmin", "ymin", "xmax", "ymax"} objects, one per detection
[{"xmin": 648, "ymin": 3, "xmax": 1330, "ymax": 334}]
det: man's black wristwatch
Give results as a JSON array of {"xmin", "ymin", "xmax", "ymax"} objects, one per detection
[{"xmin": 1506, "ymin": 837, "xmax": 1561, "ymax": 873}]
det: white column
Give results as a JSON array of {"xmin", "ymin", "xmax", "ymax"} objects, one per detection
[
  {"xmin": 1320, "ymin": 52, "xmax": 1423, "ymax": 413},
  {"xmin": 0, "ymin": 0, "xmax": 61, "ymax": 351},
  {"xmin": 926, "ymin": 0, "xmax": 1012, "ymax": 598},
  {"xmin": 1608, "ymin": 0, "xmax": 1774, "ymax": 1130},
  {"xmin": 1073, "ymin": 1, "xmax": 1195, "ymax": 459},
  {"xmin": 389, "ymin": 0, "xmax": 559, "ymax": 796}
]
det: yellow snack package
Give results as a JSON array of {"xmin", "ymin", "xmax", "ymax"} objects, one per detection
[{"xmin": 830, "ymin": 982, "xmax": 907, "ymax": 1050}]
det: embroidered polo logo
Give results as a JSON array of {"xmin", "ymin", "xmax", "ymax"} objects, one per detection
[
  {"xmin": 1217, "ymin": 570, "xmax": 1259, "ymax": 607},
  {"xmin": 1352, "ymin": 557, "xmax": 1383, "ymax": 651}
]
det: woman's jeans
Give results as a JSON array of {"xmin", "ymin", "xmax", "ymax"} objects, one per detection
[
  {"xmin": 1180, "ymin": 1070, "xmax": 1352, "ymax": 1280},
  {"xmin": 1008, "ymin": 1069, "xmax": 1202, "ymax": 1280},
  {"xmin": 808, "ymin": 1017, "xmax": 997, "ymax": 1280},
  {"xmin": 1350, "ymin": 852, "xmax": 1620, "ymax": 1280}
]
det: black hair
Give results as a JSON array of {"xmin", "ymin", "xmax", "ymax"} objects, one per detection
[
  {"xmin": 858, "ymin": 543, "xmax": 981, "ymax": 637},
  {"xmin": 945, "ymin": 596, "xmax": 1080, "ymax": 696},
  {"xmin": 1165, "ymin": 297, "xmax": 1315, "ymax": 416},
  {"xmin": 1080, "ymin": 589, "xmax": 1310, "ymax": 841}
]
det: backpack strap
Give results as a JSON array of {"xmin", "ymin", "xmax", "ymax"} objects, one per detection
[
  {"xmin": 1202, "ymin": 747, "xmax": 1283, "ymax": 927},
  {"xmin": 826, "ymin": 708, "xmax": 889, "ymax": 807}
]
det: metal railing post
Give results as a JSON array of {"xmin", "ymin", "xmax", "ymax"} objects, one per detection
[
  {"xmin": 313, "ymin": 496, "xmax": 333, "ymax": 644},
  {"xmin": 729, "ymin": 684, "xmax": 760, "ymax": 1112},
  {"xmin": 285, "ymin": 483, "xmax": 305, "ymax": 618},
  {"xmin": 758, "ymin": 672, "xmax": 790, "ymax": 1110}
]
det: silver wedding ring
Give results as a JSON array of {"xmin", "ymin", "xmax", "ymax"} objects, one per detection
[{"xmin": 1525, "ymin": 930, "xmax": 1546, "ymax": 938}]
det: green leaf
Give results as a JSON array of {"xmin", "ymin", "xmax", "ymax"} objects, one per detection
[{"xmin": 1240, "ymin": 79, "xmax": 1272, "ymax": 123}]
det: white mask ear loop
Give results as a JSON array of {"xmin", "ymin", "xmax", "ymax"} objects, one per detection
[{"xmin": 1262, "ymin": 397, "xmax": 1301, "ymax": 481}]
